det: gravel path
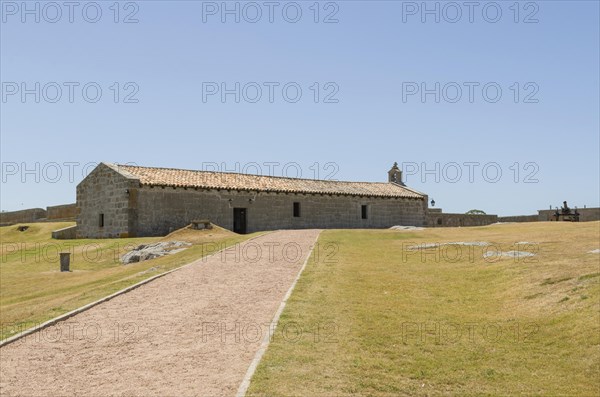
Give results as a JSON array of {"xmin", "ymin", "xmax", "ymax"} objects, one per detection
[{"xmin": 0, "ymin": 230, "xmax": 320, "ymax": 397}]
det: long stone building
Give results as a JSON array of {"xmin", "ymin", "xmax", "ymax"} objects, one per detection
[{"xmin": 76, "ymin": 162, "xmax": 428, "ymax": 238}]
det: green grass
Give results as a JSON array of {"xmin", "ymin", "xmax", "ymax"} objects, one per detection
[
  {"xmin": 540, "ymin": 277, "xmax": 573, "ymax": 286},
  {"xmin": 0, "ymin": 222, "xmax": 257, "ymax": 340},
  {"xmin": 579, "ymin": 272, "xmax": 600, "ymax": 281},
  {"xmin": 248, "ymin": 222, "xmax": 600, "ymax": 396}
]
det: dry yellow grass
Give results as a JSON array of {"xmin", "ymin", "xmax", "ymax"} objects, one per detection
[{"xmin": 249, "ymin": 221, "xmax": 600, "ymax": 396}]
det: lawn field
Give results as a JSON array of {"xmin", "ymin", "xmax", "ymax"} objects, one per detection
[
  {"xmin": 0, "ymin": 222, "xmax": 256, "ymax": 340},
  {"xmin": 248, "ymin": 222, "xmax": 600, "ymax": 396}
]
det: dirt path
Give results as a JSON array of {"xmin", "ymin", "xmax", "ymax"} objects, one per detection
[{"xmin": 0, "ymin": 230, "xmax": 320, "ymax": 397}]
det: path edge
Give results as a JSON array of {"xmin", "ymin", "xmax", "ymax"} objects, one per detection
[
  {"xmin": 236, "ymin": 230, "xmax": 323, "ymax": 397},
  {"xmin": 0, "ymin": 232, "xmax": 270, "ymax": 348}
]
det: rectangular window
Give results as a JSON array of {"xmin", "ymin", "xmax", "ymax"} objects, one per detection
[
  {"xmin": 293, "ymin": 202, "xmax": 301, "ymax": 217},
  {"xmin": 99, "ymin": 213, "xmax": 104, "ymax": 227},
  {"xmin": 361, "ymin": 205, "xmax": 368, "ymax": 220}
]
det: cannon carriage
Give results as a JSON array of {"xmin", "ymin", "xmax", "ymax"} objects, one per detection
[{"xmin": 552, "ymin": 201, "xmax": 580, "ymax": 222}]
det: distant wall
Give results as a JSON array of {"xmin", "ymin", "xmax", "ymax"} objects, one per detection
[
  {"xmin": 0, "ymin": 204, "xmax": 77, "ymax": 226},
  {"xmin": 426, "ymin": 211, "xmax": 498, "ymax": 227},
  {"xmin": 538, "ymin": 207, "xmax": 600, "ymax": 222},
  {"xmin": 47, "ymin": 203, "xmax": 77, "ymax": 220},
  {"xmin": 0, "ymin": 208, "xmax": 47, "ymax": 225},
  {"xmin": 427, "ymin": 207, "xmax": 600, "ymax": 227},
  {"xmin": 497, "ymin": 215, "xmax": 539, "ymax": 223}
]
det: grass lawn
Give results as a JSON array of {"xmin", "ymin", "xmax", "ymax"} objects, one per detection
[
  {"xmin": 248, "ymin": 222, "xmax": 600, "ymax": 396},
  {"xmin": 0, "ymin": 222, "xmax": 257, "ymax": 340}
]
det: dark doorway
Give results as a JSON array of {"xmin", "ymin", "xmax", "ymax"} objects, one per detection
[{"xmin": 233, "ymin": 208, "xmax": 247, "ymax": 234}]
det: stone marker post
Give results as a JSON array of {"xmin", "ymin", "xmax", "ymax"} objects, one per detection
[{"xmin": 60, "ymin": 252, "xmax": 71, "ymax": 272}]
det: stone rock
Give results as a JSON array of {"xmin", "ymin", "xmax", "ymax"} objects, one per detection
[
  {"xmin": 483, "ymin": 250, "xmax": 536, "ymax": 258},
  {"xmin": 121, "ymin": 241, "xmax": 192, "ymax": 264},
  {"xmin": 409, "ymin": 241, "xmax": 490, "ymax": 249},
  {"xmin": 390, "ymin": 225, "xmax": 424, "ymax": 231}
]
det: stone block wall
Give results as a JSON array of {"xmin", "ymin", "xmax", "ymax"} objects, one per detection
[
  {"xmin": 47, "ymin": 203, "xmax": 77, "ymax": 220},
  {"xmin": 427, "ymin": 212, "xmax": 498, "ymax": 227},
  {"xmin": 132, "ymin": 186, "xmax": 427, "ymax": 236},
  {"xmin": 76, "ymin": 164, "xmax": 138, "ymax": 238},
  {"xmin": 0, "ymin": 208, "xmax": 47, "ymax": 225},
  {"xmin": 52, "ymin": 225, "xmax": 77, "ymax": 239},
  {"xmin": 497, "ymin": 215, "xmax": 539, "ymax": 223}
]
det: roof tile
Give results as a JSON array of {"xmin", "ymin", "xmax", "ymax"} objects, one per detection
[{"xmin": 109, "ymin": 163, "xmax": 425, "ymax": 199}]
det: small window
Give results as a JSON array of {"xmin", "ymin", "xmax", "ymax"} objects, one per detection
[
  {"xmin": 99, "ymin": 213, "xmax": 104, "ymax": 227},
  {"xmin": 361, "ymin": 205, "xmax": 368, "ymax": 220},
  {"xmin": 293, "ymin": 202, "xmax": 301, "ymax": 217}
]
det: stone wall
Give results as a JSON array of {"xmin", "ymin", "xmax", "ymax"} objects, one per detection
[
  {"xmin": 132, "ymin": 186, "xmax": 427, "ymax": 236},
  {"xmin": 52, "ymin": 225, "xmax": 77, "ymax": 239},
  {"xmin": 0, "ymin": 204, "xmax": 77, "ymax": 226},
  {"xmin": 538, "ymin": 207, "xmax": 600, "ymax": 222},
  {"xmin": 0, "ymin": 208, "xmax": 47, "ymax": 225},
  {"xmin": 47, "ymin": 203, "xmax": 77, "ymax": 220},
  {"xmin": 76, "ymin": 164, "xmax": 138, "ymax": 238},
  {"xmin": 426, "ymin": 212, "xmax": 498, "ymax": 227},
  {"xmin": 497, "ymin": 215, "xmax": 539, "ymax": 223}
]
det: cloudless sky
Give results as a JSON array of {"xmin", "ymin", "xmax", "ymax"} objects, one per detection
[{"xmin": 1, "ymin": 0, "xmax": 599, "ymax": 216}]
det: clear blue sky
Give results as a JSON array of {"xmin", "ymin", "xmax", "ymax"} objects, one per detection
[{"xmin": 1, "ymin": 0, "xmax": 599, "ymax": 216}]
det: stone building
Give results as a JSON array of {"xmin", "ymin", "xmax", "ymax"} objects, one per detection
[{"xmin": 76, "ymin": 162, "xmax": 428, "ymax": 238}]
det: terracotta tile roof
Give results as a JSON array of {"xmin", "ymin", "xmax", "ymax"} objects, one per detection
[{"xmin": 107, "ymin": 163, "xmax": 425, "ymax": 199}]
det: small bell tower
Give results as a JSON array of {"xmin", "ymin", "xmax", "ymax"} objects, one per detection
[{"xmin": 388, "ymin": 162, "xmax": 404, "ymax": 185}]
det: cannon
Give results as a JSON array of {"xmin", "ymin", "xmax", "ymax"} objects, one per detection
[{"xmin": 552, "ymin": 201, "xmax": 580, "ymax": 222}]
